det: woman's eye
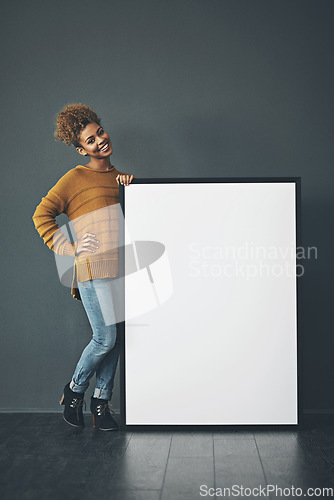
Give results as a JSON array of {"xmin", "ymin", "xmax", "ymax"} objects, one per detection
[{"xmin": 98, "ymin": 129, "xmax": 104, "ymax": 135}]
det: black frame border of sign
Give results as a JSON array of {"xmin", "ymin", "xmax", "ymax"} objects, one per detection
[{"xmin": 118, "ymin": 176, "xmax": 302, "ymax": 431}]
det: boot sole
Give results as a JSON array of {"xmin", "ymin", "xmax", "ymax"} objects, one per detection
[
  {"xmin": 92, "ymin": 413, "xmax": 118, "ymax": 431},
  {"xmin": 95, "ymin": 426, "xmax": 118, "ymax": 431},
  {"xmin": 63, "ymin": 415, "xmax": 85, "ymax": 428}
]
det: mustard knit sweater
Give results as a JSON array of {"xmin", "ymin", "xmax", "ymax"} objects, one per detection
[{"xmin": 32, "ymin": 164, "xmax": 125, "ymax": 300}]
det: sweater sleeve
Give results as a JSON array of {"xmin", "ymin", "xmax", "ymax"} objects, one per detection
[{"xmin": 32, "ymin": 187, "xmax": 75, "ymax": 256}]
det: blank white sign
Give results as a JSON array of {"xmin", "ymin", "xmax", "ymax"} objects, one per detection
[{"xmin": 123, "ymin": 181, "xmax": 298, "ymax": 425}]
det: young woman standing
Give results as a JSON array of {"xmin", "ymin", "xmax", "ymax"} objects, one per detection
[{"xmin": 33, "ymin": 103, "xmax": 134, "ymax": 430}]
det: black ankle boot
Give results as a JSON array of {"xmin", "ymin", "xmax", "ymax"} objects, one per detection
[
  {"xmin": 59, "ymin": 383, "xmax": 85, "ymax": 428},
  {"xmin": 90, "ymin": 397, "xmax": 118, "ymax": 431}
]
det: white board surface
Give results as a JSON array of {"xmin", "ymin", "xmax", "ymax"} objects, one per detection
[{"xmin": 123, "ymin": 181, "xmax": 298, "ymax": 425}]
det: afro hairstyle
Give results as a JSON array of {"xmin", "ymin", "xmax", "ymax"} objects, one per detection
[{"xmin": 54, "ymin": 103, "xmax": 101, "ymax": 147}]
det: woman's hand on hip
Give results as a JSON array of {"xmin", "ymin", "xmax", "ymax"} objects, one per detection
[
  {"xmin": 75, "ymin": 233, "xmax": 99, "ymax": 255},
  {"xmin": 116, "ymin": 174, "xmax": 135, "ymax": 186}
]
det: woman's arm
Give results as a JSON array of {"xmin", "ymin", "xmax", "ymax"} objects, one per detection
[
  {"xmin": 32, "ymin": 188, "xmax": 76, "ymax": 256},
  {"xmin": 33, "ymin": 170, "xmax": 135, "ymax": 255}
]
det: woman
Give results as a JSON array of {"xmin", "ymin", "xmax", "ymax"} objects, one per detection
[{"xmin": 32, "ymin": 103, "xmax": 134, "ymax": 430}]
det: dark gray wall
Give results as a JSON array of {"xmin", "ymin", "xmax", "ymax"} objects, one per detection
[{"xmin": 1, "ymin": 0, "xmax": 333, "ymax": 413}]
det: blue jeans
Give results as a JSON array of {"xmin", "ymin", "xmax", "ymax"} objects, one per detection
[{"xmin": 70, "ymin": 278, "xmax": 121, "ymax": 401}]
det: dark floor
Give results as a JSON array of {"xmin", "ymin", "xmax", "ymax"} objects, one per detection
[{"xmin": 1, "ymin": 413, "xmax": 334, "ymax": 500}]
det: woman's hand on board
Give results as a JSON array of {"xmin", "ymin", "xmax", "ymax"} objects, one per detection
[
  {"xmin": 116, "ymin": 174, "xmax": 135, "ymax": 186},
  {"xmin": 75, "ymin": 233, "xmax": 99, "ymax": 255}
]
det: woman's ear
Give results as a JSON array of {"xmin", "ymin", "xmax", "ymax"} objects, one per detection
[{"xmin": 76, "ymin": 147, "xmax": 88, "ymax": 157}]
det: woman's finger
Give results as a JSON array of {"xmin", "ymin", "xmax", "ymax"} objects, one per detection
[{"xmin": 83, "ymin": 236, "xmax": 99, "ymax": 244}]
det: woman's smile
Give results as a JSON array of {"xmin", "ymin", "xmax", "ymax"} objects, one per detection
[{"xmin": 99, "ymin": 142, "xmax": 110, "ymax": 152}]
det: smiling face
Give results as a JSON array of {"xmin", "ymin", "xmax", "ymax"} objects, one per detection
[{"xmin": 76, "ymin": 122, "xmax": 112, "ymax": 158}]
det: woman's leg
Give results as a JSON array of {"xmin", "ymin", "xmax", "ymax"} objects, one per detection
[
  {"xmin": 92, "ymin": 328, "xmax": 120, "ymax": 400},
  {"xmin": 70, "ymin": 278, "xmax": 120, "ymax": 401}
]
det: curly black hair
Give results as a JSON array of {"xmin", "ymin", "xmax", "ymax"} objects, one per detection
[{"xmin": 54, "ymin": 103, "xmax": 101, "ymax": 147}]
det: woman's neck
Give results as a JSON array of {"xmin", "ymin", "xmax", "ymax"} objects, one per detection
[{"xmin": 84, "ymin": 158, "xmax": 113, "ymax": 171}]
